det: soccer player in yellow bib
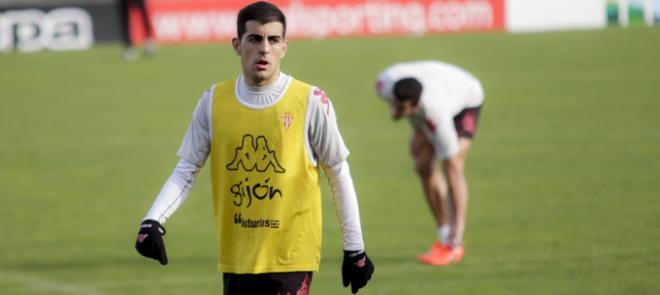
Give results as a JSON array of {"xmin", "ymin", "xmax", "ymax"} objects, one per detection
[{"xmin": 133, "ymin": 1, "xmax": 374, "ymax": 294}]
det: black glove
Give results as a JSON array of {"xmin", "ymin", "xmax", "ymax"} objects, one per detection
[
  {"xmin": 135, "ymin": 219, "xmax": 168, "ymax": 265},
  {"xmin": 342, "ymin": 250, "xmax": 374, "ymax": 294}
]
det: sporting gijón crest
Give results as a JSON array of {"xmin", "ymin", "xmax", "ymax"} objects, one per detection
[
  {"xmin": 226, "ymin": 134, "xmax": 285, "ymax": 209},
  {"xmin": 281, "ymin": 112, "xmax": 293, "ymax": 130}
]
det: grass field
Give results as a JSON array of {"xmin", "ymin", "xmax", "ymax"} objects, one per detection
[{"xmin": 1, "ymin": 27, "xmax": 659, "ymax": 294}]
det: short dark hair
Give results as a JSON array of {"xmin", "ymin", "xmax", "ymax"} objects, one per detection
[
  {"xmin": 236, "ymin": 1, "xmax": 287, "ymax": 39},
  {"xmin": 393, "ymin": 78, "xmax": 423, "ymax": 104}
]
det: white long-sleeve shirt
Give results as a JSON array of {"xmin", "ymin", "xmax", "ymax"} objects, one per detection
[
  {"xmin": 144, "ymin": 72, "xmax": 365, "ymax": 251},
  {"xmin": 376, "ymin": 60, "xmax": 484, "ymax": 159}
]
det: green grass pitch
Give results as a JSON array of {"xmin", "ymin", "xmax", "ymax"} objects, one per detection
[{"xmin": 1, "ymin": 27, "xmax": 659, "ymax": 294}]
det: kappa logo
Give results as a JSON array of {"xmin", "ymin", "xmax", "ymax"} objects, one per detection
[{"xmin": 226, "ymin": 134, "xmax": 285, "ymax": 173}]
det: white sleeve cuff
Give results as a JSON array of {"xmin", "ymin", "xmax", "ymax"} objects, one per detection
[
  {"xmin": 323, "ymin": 160, "xmax": 365, "ymax": 251},
  {"xmin": 143, "ymin": 158, "xmax": 201, "ymax": 224}
]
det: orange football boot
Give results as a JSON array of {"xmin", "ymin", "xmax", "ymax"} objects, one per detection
[{"xmin": 417, "ymin": 242, "xmax": 464, "ymax": 266}]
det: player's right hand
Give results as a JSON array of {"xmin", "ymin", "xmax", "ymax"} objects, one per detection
[
  {"xmin": 342, "ymin": 250, "xmax": 375, "ymax": 294},
  {"xmin": 135, "ymin": 219, "xmax": 168, "ymax": 265}
]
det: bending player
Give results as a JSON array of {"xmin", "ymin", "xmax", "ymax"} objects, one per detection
[{"xmin": 375, "ymin": 60, "xmax": 484, "ymax": 266}]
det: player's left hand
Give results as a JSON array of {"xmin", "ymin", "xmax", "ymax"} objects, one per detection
[
  {"xmin": 135, "ymin": 219, "xmax": 168, "ymax": 265},
  {"xmin": 342, "ymin": 250, "xmax": 374, "ymax": 294}
]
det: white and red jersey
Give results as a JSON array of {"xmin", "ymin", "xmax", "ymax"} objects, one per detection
[{"xmin": 376, "ymin": 60, "xmax": 484, "ymax": 159}]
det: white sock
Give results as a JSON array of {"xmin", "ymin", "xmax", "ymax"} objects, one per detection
[{"xmin": 438, "ymin": 225, "xmax": 450, "ymax": 245}]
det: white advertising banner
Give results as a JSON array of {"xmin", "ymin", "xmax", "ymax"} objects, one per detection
[{"xmin": 506, "ymin": 0, "xmax": 607, "ymax": 32}]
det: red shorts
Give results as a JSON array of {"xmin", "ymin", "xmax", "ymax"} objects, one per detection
[{"xmin": 453, "ymin": 105, "xmax": 482, "ymax": 139}]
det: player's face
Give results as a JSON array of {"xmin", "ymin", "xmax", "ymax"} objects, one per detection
[
  {"xmin": 233, "ymin": 21, "xmax": 288, "ymax": 87},
  {"xmin": 390, "ymin": 99, "xmax": 418, "ymax": 120}
]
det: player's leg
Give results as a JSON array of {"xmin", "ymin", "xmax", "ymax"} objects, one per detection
[
  {"xmin": 135, "ymin": 0, "xmax": 154, "ymax": 37},
  {"xmin": 117, "ymin": 0, "xmax": 130, "ymax": 47},
  {"xmin": 442, "ymin": 138, "xmax": 471, "ymax": 247},
  {"xmin": 440, "ymin": 105, "xmax": 482, "ymax": 263},
  {"xmin": 119, "ymin": 0, "xmax": 139, "ymax": 61},
  {"xmin": 411, "ymin": 127, "xmax": 458, "ymax": 265},
  {"xmin": 410, "ymin": 127, "xmax": 449, "ymax": 229},
  {"xmin": 135, "ymin": 0, "xmax": 157, "ymax": 55}
]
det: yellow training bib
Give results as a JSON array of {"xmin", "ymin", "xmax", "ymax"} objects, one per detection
[{"xmin": 209, "ymin": 78, "xmax": 322, "ymax": 274}]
